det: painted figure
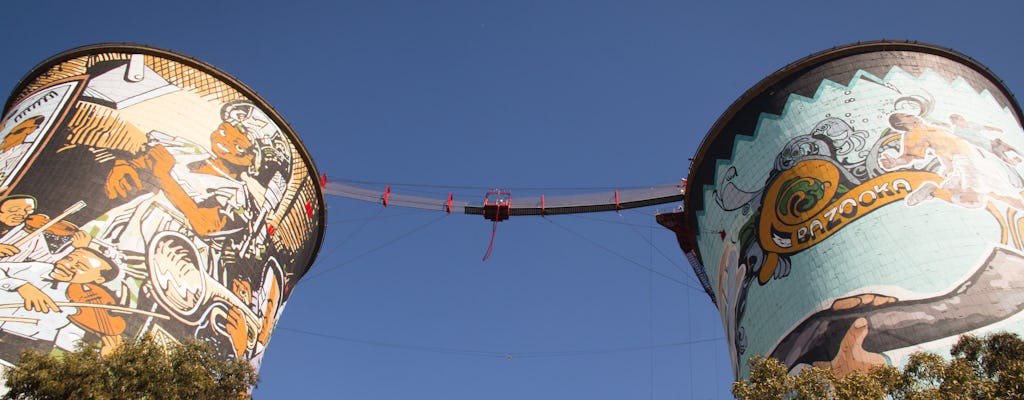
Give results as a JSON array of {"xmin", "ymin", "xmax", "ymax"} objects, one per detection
[
  {"xmin": 881, "ymin": 113, "xmax": 1024, "ymax": 209},
  {"xmin": 199, "ymin": 260, "xmax": 283, "ymax": 365},
  {"xmin": 0, "ymin": 195, "xmax": 90, "ymax": 264},
  {"xmin": 104, "ymin": 122, "xmax": 258, "ymax": 237},
  {"xmin": 0, "ymin": 116, "xmax": 43, "ymax": 182},
  {"xmin": 0, "ymin": 47, "xmax": 323, "ymax": 378},
  {"xmin": 949, "ymin": 114, "xmax": 1022, "ymax": 165},
  {"xmin": 0, "ymin": 246, "xmax": 123, "ymax": 357}
]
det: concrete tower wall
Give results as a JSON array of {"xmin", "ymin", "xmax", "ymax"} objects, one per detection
[
  {"xmin": 681, "ymin": 42, "xmax": 1024, "ymax": 378},
  {"xmin": 0, "ymin": 44, "xmax": 324, "ymax": 374}
]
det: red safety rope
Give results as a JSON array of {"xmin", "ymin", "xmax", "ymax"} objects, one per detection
[{"xmin": 483, "ymin": 220, "xmax": 499, "ymax": 261}]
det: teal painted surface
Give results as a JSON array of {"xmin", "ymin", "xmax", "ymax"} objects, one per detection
[{"xmin": 695, "ymin": 53, "xmax": 1024, "ymax": 377}]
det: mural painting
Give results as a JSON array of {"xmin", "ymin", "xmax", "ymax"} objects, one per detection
[
  {"xmin": 685, "ymin": 44, "xmax": 1024, "ymax": 378},
  {"xmin": 0, "ymin": 46, "xmax": 324, "ymax": 372}
]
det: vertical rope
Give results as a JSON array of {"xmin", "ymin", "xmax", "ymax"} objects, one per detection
[
  {"xmin": 648, "ymin": 222, "xmax": 655, "ymax": 400},
  {"xmin": 688, "ymin": 283, "xmax": 694, "ymax": 399}
]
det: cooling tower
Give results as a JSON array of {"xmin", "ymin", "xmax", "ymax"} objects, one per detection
[
  {"xmin": 665, "ymin": 41, "xmax": 1024, "ymax": 378},
  {"xmin": 0, "ymin": 44, "xmax": 325, "ymax": 376}
]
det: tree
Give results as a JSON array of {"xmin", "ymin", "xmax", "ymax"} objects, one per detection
[
  {"xmin": 733, "ymin": 332, "xmax": 1024, "ymax": 400},
  {"xmin": 1, "ymin": 336, "xmax": 258, "ymax": 400},
  {"xmin": 732, "ymin": 355, "xmax": 899, "ymax": 400}
]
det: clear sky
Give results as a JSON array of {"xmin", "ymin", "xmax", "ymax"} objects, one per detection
[{"xmin": 2, "ymin": 1, "xmax": 1024, "ymax": 399}]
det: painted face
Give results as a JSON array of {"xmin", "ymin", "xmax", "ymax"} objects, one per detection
[
  {"xmin": 1, "ymin": 116, "xmax": 43, "ymax": 152},
  {"xmin": 0, "ymin": 198, "xmax": 34, "ymax": 227},
  {"xmin": 891, "ymin": 113, "xmax": 920, "ymax": 131},
  {"xmin": 52, "ymin": 249, "xmax": 112, "ymax": 284},
  {"xmin": 232, "ymin": 278, "xmax": 252, "ymax": 305},
  {"xmin": 210, "ymin": 123, "xmax": 255, "ymax": 167}
]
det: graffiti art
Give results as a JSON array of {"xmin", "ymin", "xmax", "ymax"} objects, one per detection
[
  {"xmin": 676, "ymin": 42, "xmax": 1024, "ymax": 378},
  {"xmin": 0, "ymin": 45, "xmax": 325, "ymax": 372}
]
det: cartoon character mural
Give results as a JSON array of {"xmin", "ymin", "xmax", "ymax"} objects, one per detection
[
  {"xmin": 679, "ymin": 42, "xmax": 1024, "ymax": 379},
  {"xmin": 0, "ymin": 45, "xmax": 324, "ymax": 374}
]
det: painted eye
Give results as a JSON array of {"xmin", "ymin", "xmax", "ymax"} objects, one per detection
[{"xmin": 235, "ymin": 145, "xmax": 245, "ymax": 152}]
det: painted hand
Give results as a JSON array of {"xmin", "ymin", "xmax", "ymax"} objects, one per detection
[
  {"xmin": 830, "ymin": 293, "xmax": 897, "ymax": 311},
  {"xmin": 225, "ymin": 306, "xmax": 249, "ymax": 358},
  {"xmin": 0, "ymin": 244, "xmax": 19, "ymax": 257},
  {"xmin": 71, "ymin": 230, "xmax": 92, "ymax": 248},
  {"xmin": 100, "ymin": 335, "xmax": 123, "ymax": 358},
  {"xmin": 812, "ymin": 317, "xmax": 887, "ymax": 378},
  {"xmin": 16, "ymin": 283, "xmax": 59, "ymax": 313},
  {"xmin": 104, "ymin": 160, "xmax": 142, "ymax": 199}
]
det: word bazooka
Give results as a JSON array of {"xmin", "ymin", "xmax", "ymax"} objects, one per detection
[
  {"xmin": 672, "ymin": 42, "xmax": 1024, "ymax": 379},
  {"xmin": 0, "ymin": 45, "xmax": 324, "ymax": 373}
]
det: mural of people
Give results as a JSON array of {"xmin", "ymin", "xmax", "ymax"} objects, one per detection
[
  {"xmin": 0, "ymin": 46, "xmax": 323, "ymax": 375},
  {"xmin": 0, "ymin": 246, "xmax": 124, "ymax": 358},
  {"xmin": 0, "ymin": 117, "xmax": 43, "ymax": 182},
  {"xmin": 0, "ymin": 195, "xmax": 90, "ymax": 264},
  {"xmin": 948, "ymin": 113, "xmax": 1022, "ymax": 165},
  {"xmin": 881, "ymin": 112, "xmax": 1024, "ymax": 209},
  {"xmin": 103, "ymin": 121, "xmax": 262, "ymax": 235},
  {"xmin": 197, "ymin": 259, "xmax": 283, "ymax": 365}
]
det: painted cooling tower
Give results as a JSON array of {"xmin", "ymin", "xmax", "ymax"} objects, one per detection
[
  {"xmin": 666, "ymin": 41, "xmax": 1024, "ymax": 378},
  {"xmin": 0, "ymin": 44, "xmax": 324, "ymax": 374}
]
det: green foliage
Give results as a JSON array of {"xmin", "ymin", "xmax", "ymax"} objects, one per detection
[
  {"xmin": 1, "ymin": 336, "xmax": 258, "ymax": 400},
  {"xmin": 731, "ymin": 355, "xmax": 792, "ymax": 399},
  {"xmin": 732, "ymin": 355, "xmax": 899, "ymax": 400},
  {"xmin": 733, "ymin": 332, "xmax": 1024, "ymax": 400}
]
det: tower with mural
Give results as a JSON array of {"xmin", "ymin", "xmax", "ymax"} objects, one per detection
[
  {"xmin": 664, "ymin": 41, "xmax": 1024, "ymax": 378},
  {"xmin": 0, "ymin": 44, "xmax": 324, "ymax": 377}
]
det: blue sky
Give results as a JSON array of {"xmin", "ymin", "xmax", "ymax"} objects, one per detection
[{"xmin": 3, "ymin": 1, "xmax": 1024, "ymax": 399}]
